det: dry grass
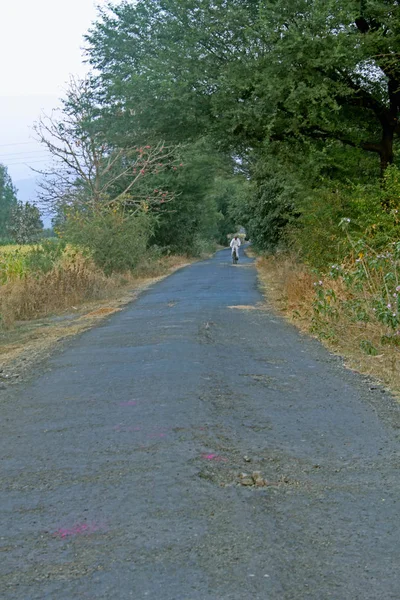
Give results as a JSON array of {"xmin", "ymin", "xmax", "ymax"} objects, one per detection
[
  {"xmin": 256, "ymin": 255, "xmax": 400, "ymax": 396},
  {"xmin": 135, "ymin": 254, "xmax": 192, "ymax": 278},
  {"xmin": 0, "ymin": 254, "xmax": 112, "ymax": 328},
  {"xmin": 0, "ymin": 252, "xmax": 191, "ymax": 329}
]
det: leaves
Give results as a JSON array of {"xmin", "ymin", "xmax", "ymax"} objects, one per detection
[
  {"xmin": 8, "ymin": 202, "xmax": 43, "ymax": 245},
  {"xmin": 0, "ymin": 164, "xmax": 18, "ymax": 238}
]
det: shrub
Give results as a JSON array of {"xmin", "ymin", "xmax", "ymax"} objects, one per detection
[
  {"xmin": 63, "ymin": 209, "xmax": 155, "ymax": 275},
  {"xmin": 24, "ymin": 239, "xmax": 67, "ymax": 274},
  {"xmin": 190, "ymin": 235, "xmax": 217, "ymax": 257}
]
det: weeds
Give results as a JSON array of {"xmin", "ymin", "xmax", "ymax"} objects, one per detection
[
  {"xmin": 0, "ymin": 245, "xmax": 35, "ymax": 283},
  {"xmin": 256, "ymin": 250, "xmax": 400, "ymax": 394},
  {"xmin": 0, "ymin": 253, "xmax": 111, "ymax": 327}
]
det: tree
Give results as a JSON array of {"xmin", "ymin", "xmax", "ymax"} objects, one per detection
[
  {"xmin": 250, "ymin": 0, "xmax": 400, "ymax": 175},
  {"xmin": 209, "ymin": 175, "xmax": 249, "ymax": 244},
  {"xmin": 8, "ymin": 201, "xmax": 43, "ymax": 244},
  {"xmin": 0, "ymin": 164, "xmax": 18, "ymax": 237},
  {"xmin": 34, "ymin": 78, "xmax": 179, "ymax": 217},
  {"xmin": 85, "ymin": 0, "xmax": 258, "ymax": 147},
  {"xmin": 86, "ymin": 0, "xmax": 400, "ymax": 175},
  {"xmin": 151, "ymin": 139, "xmax": 240, "ymax": 252}
]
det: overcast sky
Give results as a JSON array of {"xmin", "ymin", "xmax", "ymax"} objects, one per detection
[{"xmin": 0, "ymin": 0, "xmax": 108, "ymax": 182}]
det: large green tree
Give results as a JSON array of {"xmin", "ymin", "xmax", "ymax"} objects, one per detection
[
  {"xmin": 84, "ymin": 0, "xmax": 400, "ymax": 258},
  {"xmin": 151, "ymin": 138, "xmax": 247, "ymax": 252},
  {"xmin": 87, "ymin": 0, "xmax": 400, "ymax": 173},
  {"xmin": 0, "ymin": 164, "xmax": 18, "ymax": 237}
]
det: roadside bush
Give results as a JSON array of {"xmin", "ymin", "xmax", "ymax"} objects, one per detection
[
  {"xmin": 288, "ymin": 187, "xmax": 352, "ymax": 268},
  {"xmin": 257, "ymin": 249, "xmax": 400, "ymax": 391},
  {"xmin": 289, "ymin": 168, "xmax": 400, "ymax": 270},
  {"xmin": 63, "ymin": 209, "xmax": 155, "ymax": 275},
  {"xmin": 312, "ymin": 235, "xmax": 400, "ymax": 346},
  {"xmin": 190, "ymin": 235, "xmax": 217, "ymax": 257},
  {"xmin": 24, "ymin": 239, "xmax": 67, "ymax": 274}
]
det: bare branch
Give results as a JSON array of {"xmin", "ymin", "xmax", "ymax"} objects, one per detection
[{"xmin": 34, "ymin": 79, "xmax": 180, "ymax": 218}]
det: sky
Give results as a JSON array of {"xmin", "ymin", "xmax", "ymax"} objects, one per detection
[{"xmin": 0, "ymin": 0, "xmax": 108, "ymax": 184}]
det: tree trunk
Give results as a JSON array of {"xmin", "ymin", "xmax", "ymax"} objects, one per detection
[
  {"xmin": 380, "ymin": 124, "xmax": 396, "ymax": 208},
  {"xmin": 379, "ymin": 121, "xmax": 395, "ymax": 177}
]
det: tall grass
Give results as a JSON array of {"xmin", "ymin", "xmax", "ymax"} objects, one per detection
[
  {"xmin": 0, "ymin": 241, "xmax": 192, "ymax": 329},
  {"xmin": 0, "ymin": 248, "xmax": 113, "ymax": 328},
  {"xmin": 0, "ymin": 245, "xmax": 36, "ymax": 283}
]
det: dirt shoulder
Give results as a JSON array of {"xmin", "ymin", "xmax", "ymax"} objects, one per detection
[{"xmin": 0, "ymin": 258, "xmax": 193, "ymax": 388}]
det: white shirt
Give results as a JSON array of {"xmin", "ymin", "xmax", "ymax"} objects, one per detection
[{"xmin": 230, "ymin": 238, "xmax": 241, "ymax": 249}]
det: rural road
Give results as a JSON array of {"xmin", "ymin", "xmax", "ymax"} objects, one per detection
[{"xmin": 1, "ymin": 247, "xmax": 400, "ymax": 600}]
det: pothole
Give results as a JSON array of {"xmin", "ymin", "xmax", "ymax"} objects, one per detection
[
  {"xmin": 237, "ymin": 472, "xmax": 299, "ymax": 488},
  {"xmin": 197, "ymin": 466, "xmax": 300, "ymax": 490}
]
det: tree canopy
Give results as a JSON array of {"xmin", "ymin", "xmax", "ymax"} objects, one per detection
[
  {"xmin": 33, "ymin": 1, "xmax": 400, "ymax": 267},
  {"xmin": 86, "ymin": 0, "xmax": 400, "ymax": 171}
]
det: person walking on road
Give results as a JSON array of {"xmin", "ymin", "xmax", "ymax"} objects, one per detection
[{"xmin": 230, "ymin": 235, "xmax": 241, "ymax": 262}]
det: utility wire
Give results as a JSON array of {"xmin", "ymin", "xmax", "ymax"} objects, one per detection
[
  {"xmin": 5, "ymin": 159, "xmax": 51, "ymax": 167},
  {"xmin": 0, "ymin": 149, "xmax": 50, "ymax": 158},
  {"xmin": 0, "ymin": 141, "xmax": 38, "ymax": 148},
  {"xmin": 0, "ymin": 155, "xmax": 51, "ymax": 163}
]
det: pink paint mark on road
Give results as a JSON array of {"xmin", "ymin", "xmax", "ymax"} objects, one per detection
[
  {"xmin": 119, "ymin": 401, "xmax": 138, "ymax": 407},
  {"xmin": 201, "ymin": 453, "xmax": 228, "ymax": 462},
  {"xmin": 149, "ymin": 433, "xmax": 167, "ymax": 439},
  {"xmin": 55, "ymin": 522, "xmax": 103, "ymax": 539}
]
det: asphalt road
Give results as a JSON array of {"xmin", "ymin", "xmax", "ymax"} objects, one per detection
[{"xmin": 1, "ymin": 248, "xmax": 400, "ymax": 600}]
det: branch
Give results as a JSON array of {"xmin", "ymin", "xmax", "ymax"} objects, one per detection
[
  {"xmin": 270, "ymin": 126, "xmax": 382, "ymax": 155},
  {"xmin": 302, "ymin": 127, "xmax": 382, "ymax": 154}
]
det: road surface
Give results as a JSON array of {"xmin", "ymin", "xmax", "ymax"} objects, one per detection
[{"xmin": 1, "ymin": 248, "xmax": 399, "ymax": 599}]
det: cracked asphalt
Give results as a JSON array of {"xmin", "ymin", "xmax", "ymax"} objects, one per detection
[{"xmin": 1, "ymin": 247, "xmax": 400, "ymax": 599}]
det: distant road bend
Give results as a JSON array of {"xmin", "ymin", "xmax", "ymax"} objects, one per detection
[{"xmin": 1, "ymin": 247, "xmax": 399, "ymax": 599}]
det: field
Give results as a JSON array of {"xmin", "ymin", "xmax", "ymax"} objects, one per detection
[
  {"xmin": 0, "ymin": 241, "xmax": 115, "ymax": 327},
  {"xmin": 0, "ymin": 244, "xmax": 37, "ymax": 284}
]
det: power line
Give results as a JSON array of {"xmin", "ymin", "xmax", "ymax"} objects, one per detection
[
  {"xmin": 0, "ymin": 157, "xmax": 51, "ymax": 166},
  {"xmin": 0, "ymin": 149, "xmax": 50, "ymax": 158},
  {"xmin": 0, "ymin": 154, "xmax": 51, "ymax": 163},
  {"xmin": 0, "ymin": 141, "xmax": 38, "ymax": 148},
  {"xmin": 5, "ymin": 159, "xmax": 51, "ymax": 167}
]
